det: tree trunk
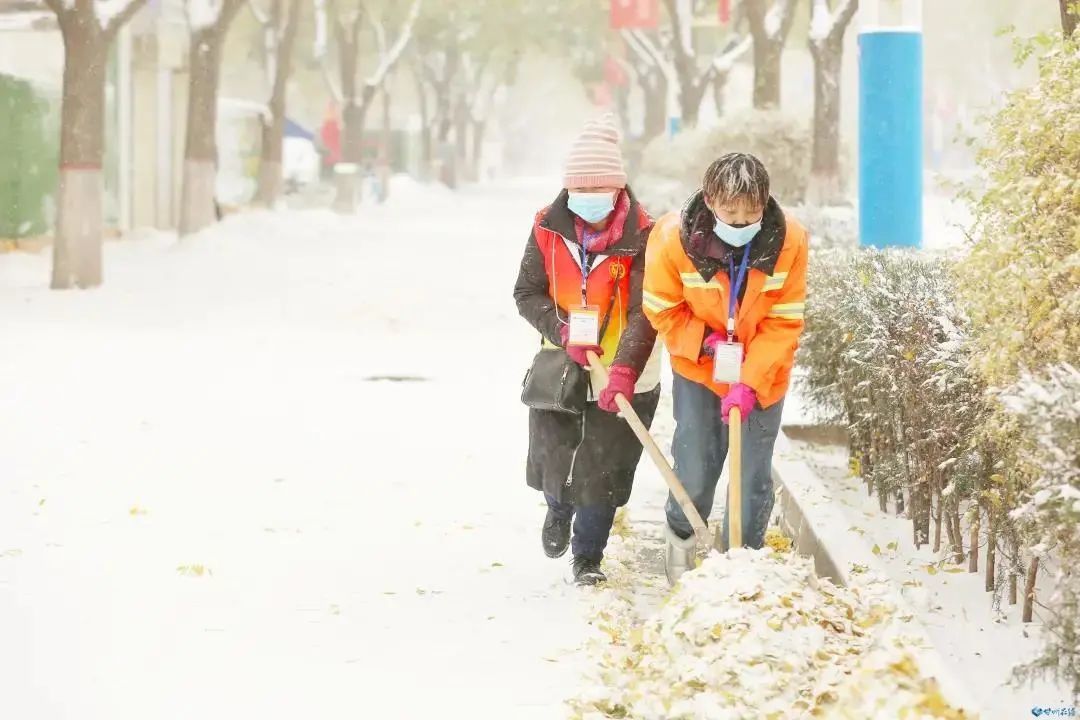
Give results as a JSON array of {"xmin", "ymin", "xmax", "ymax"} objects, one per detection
[
  {"xmin": 944, "ymin": 498, "xmax": 959, "ymax": 562},
  {"xmin": 932, "ymin": 487, "xmax": 943, "ymax": 554},
  {"xmin": 641, "ymin": 71, "xmax": 668, "ymax": 145},
  {"xmin": 379, "ymin": 85, "xmax": 392, "ymax": 202},
  {"xmin": 1061, "ymin": 0, "xmax": 1078, "ymax": 38},
  {"xmin": 469, "ymin": 118, "xmax": 486, "ymax": 182},
  {"xmin": 180, "ymin": 26, "xmax": 228, "ymax": 236},
  {"xmin": 808, "ymin": 38, "xmax": 845, "ymax": 205},
  {"xmin": 1009, "ymin": 568, "xmax": 1018, "ymax": 605},
  {"xmin": 254, "ymin": 0, "xmax": 302, "ymax": 208},
  {"xmin": 969, "ymin": 503, "xmax": 980, "ymax": 573},
  {"xmin": 679, "ymin": 80, "xmax": 707, "ymax": 129},
  {"xmin": 334, "ymin": 97, "xmax": 373, "ymax": 213},
  {"xmin": 752, "ymin": 41, "xmax": 782, "ymax": 109},
  {"xmin": 985, "ymin": 516, "xmax": 996, "ymax": 593},
  {"xmin": 411, "ymin": 65, "xmax": 433, "ymax": 180},
  {"xmin": 53, "ymin": 25, "xmax": 107, "ymax": 289},
  {"xmin": 913, "ymin": 481, "xmax": 931, "ymax": 549},
  {"xmin": 950, "ymin": 509, "xmax": 967, "ymax": 565},
  {"xmin": 255, "ymin": 106, "xmax": 285, "ymax": 208},
  {"xmin": 1023, "ymin": 556, "xmax": 1038, "ymax": 623},
  {"xmin": 745, "ymin": 0, "xmax": 796, "ymax": 110},
  {"xmin": 712, "ymin": 69, "xmax": 732, "ymax": 118}
]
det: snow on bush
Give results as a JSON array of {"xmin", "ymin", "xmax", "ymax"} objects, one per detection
[
  {"xmin": 956, "ymin": 33, "xmax": 1079, "ymax": 389},
  {"xmin": 570, "ymin": 546, "xmax": 967, "ymax": 719},
  {"xmin": 954, "ymin": 32, "xmax": 1080, "ymax": 697},
  {"xmin": 798, "ymin": 249, "xmax": 984, "ymax": 556},
  {"xmin": 1004, "ymin": 364, "xmax": 1080, "ymax": 699},
  {"xmin": 634, "ymin": 111, "xmax": 811, "ymax": 215}
]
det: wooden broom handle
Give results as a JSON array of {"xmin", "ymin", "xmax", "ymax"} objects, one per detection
[
  {"xmin": 586, "ymin": 351, "xmax": 710, "ymax": 543},
  {"xmin": 728, "ymin": 406, "xmax": 743, "ymax": 550}
]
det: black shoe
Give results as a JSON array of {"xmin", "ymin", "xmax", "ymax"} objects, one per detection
[
  {"xmin": 571, "ymin": 556, "xmax": 606, "ymax": 586},
  {"xmin": 542, "ymin": 509, "xmax": 571, "ymax": 558}
]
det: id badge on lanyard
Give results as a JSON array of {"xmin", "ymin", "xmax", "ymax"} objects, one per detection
[
  {"xmin": 568, "ymin": 244, "xmax": 600, "ymax": 347},
  {"xmin": 712, "ymin": 245, "xmax": 750, "ymax": 385}
]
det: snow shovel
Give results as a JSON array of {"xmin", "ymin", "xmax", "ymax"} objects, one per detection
[
  {"xmin": 586, "ymin": 351, "xmax": 712, "ymax": 551},
  {"xmin": 726, "ymin": 407, "xmax": 743, "ymax": 551}
]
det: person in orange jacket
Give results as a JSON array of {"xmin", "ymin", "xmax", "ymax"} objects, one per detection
[{"xmin": 642, "ymin": 153, "xmax": 808, "ymax": 584}]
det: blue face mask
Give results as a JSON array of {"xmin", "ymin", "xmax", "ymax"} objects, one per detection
[
  {"xmin": 567, "ymin": 192, "xmax": 617, "ymax": 224},
  {"xmin": 713, "ymin": 217, "xmax": 762, "ymax": 248}
]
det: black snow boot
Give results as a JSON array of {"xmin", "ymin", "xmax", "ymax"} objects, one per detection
[
  {"xmin": 571, "ymin": 556, "xmax": 606, "ymax": 586},
  {"xmin": 542, "ymin": 509, "xmax": 571, "ymax": 558}
]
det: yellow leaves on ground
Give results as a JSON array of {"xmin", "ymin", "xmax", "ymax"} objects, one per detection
[
  {"xmin": 176, "ymin": 564, "xmax": 211, "ymax": 577},
  {"xmin": 764, "ymin": 527, "xmax": 793, "ymax": 553}
]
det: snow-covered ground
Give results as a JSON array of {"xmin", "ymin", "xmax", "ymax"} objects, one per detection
[
  {"xmin": 1, "ymin": 177, "xmax": 1057, "ymax": 719},
  {"xmin": 1, "ymin": 177, "xmax": 681, "ymax": 719}
]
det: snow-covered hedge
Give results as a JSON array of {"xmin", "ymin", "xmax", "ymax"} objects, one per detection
[
  {"xmin": 798, "ymin": 250, "xmax": 983, "ymax": 558},
  {"xmin": 954, "ymin": 32, "xmax": 1080, "ymax": 699},
  {"xmin": 1004, "ymin": 365, "xmax": 1080, "ymax": 699},
  {"xmin": 799, "ymin": 32, "xmax": 1079, "ymax": 701}
]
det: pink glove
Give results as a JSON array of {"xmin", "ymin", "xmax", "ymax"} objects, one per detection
[
  {"xmin": 560, "ymin": 324, "xmax": 604, "ymax": 367},
  {"xmin": 721, "ymin": 383, "xmax": 757, "ymax": 424},
  {"xmin": 598, "ymin": 365, "xmax": 638, "ymax": 414},
  {"xmin": 702, "ymin": 330, "xmax": 728, "ymax": 358}
]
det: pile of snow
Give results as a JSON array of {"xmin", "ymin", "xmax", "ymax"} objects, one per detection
[
  {"xmin": 384, "ymin": 173, "xmax": 457, "ymax": 208},
  {"xmin": 571, "ymin": 548, "xmax": 968, "ymax": 720}
]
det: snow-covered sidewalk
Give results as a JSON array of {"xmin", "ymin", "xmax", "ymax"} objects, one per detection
[{"xmin": 1, "ymin": 179, "xmax": 674, "ymax": 719}]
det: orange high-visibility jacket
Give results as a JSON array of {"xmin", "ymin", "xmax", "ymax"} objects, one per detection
[{"xmin": 642, "ymin": 195, "xmax": 808, "ymax": 408}]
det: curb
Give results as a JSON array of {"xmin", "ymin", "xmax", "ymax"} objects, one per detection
[{"xmin": 771, "ymin": 428, "xmax": 983, "ymax": 716}]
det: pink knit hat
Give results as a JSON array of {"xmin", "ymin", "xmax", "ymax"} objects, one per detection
[{"xmin": 563, "ymin": 113, "xmax": 628, "ymax": 190}]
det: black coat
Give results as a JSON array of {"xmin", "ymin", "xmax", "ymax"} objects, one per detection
[{"xmin": 513, "ymin": 188, "xmax": 660, "ymax": 507}]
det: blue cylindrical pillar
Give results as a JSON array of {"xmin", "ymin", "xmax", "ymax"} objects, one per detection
[{"xmin": 859, "ymin": 27, "xmax": 923, "ymax": 248}]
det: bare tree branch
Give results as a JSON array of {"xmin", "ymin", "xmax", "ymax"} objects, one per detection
[
  {"xmin": 628, "ymin": 29, "xmax": 670, "ymax": 73},
  {"xmin": 104, "ymin": 0, "xmax": 151, "ymax": 39},
  {"xmin": 621, "ymin": 29, "xmax": 656, "ymax": 68},
  {"xmin": 363, "ymin": 0, "xmax": 421, "ymax": 89},
  {"xmin": 321, "ymin": 60, "xmax": 345, "ymax": 103},
  {"xmin": 360, "ymin": 1, "xmax": 387, "ymax": 60},
  {"xmin": 809, "ymin": 0, "xmax": 831, "ymax": 42},
  {"xmin": 831, "ymin": 0, "xmax": 859, "ymax": 42},
  {"xmin": 712, "ymin": 35, "xmax": 752, "ymax": 74},
  {"xmin": 247, "ymin": 0, "xmax": 269, "ymax": 25}
]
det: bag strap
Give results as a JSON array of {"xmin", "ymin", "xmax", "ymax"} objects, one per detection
[{"xmin": 597, "ymin": 293, "xmax": 616, "ymax": 344}]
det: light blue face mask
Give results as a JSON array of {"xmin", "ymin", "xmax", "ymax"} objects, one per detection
[
  {"xmin": 567, "ymin": 192, "xmax": 617, "ymax": 224},
  {"xmin": 713, "ymin": 217, "xmax": 762, "ymax": 248}
]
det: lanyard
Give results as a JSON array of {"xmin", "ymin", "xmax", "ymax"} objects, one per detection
[
  {"xmin": 727, "ymin": 245, "xmax": 751, "ymax": 338},
  {"xmin": 579, "ymin": 241, "xmax": 589, "ymax": 305}
]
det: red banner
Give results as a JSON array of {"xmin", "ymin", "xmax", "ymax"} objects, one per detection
[
  {"xmin": 719, "ymin": 0, "xmax": 731, "ymax": 24},
  {"xmin": 610, "ymin": 0, "xmax": 659, "ymax": 29}
]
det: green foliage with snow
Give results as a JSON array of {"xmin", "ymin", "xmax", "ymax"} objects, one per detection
[
  {"xmin": 798, "ymin": 250, "xmax": 984, "ymax": 553},
  {"xmin": 956, "ymin": 34, "xmax": 1080, "ymax": 387},
  {"xmin": 956, "ymin": 33, "xmax": 1080, "ymax": 699},
  {"xmin": 801, "ymin": 33, "xmax": 1079, "ymax": 701},
  {"xmin": 1005, "ymin": 364, "xmax": 1080, "ymax": 699},
  {"xmin": 0, "ymin": 73, "xmax": 57, "ymax": 239}
]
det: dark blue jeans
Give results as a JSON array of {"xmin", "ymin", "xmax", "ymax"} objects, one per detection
[
  {"xmin": 545, "ymin": 494, "xmax": 617, "ymax": 561},
  {"xmin": 667, "ymin": 375, "xmax": 785, "ymax": 549}
]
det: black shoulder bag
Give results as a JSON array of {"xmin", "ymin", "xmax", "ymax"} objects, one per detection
[{"xmin": 520, "ymin": 303, "xmax": 614, "ymax": 415}]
